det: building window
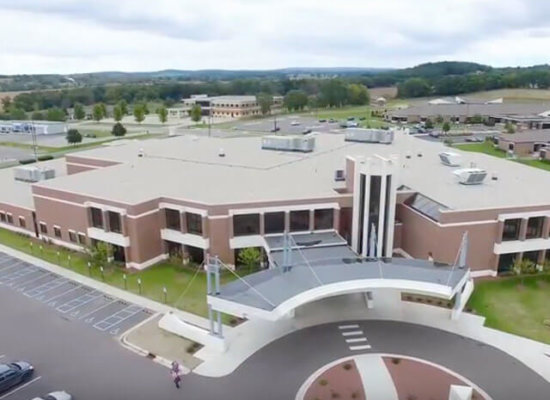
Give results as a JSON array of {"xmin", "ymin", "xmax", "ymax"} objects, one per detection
[
  {"xmin": 18, "ymin": 217, "xmax": 25, "ymax": 228},
  {"xmin": 526, "ymin": 217, "xmax": 545, "ymax": 239},
  {"xmin": 186, "ymin": 213, "xmax": 203, "ymax": 236},
  {"xmin": 314, "ymin": 209, "xmax": 334, "ymax": 230},
  {"xmin": 0, "ymin": 212, "xmax": 5, "ymax": 223},
  {"xmin": 165, "ymin": 209, "xmax": 181, "ymax": 231},
  {"xmin": 497, "ymin": 253, "xmax": 518, "ymax": 273},
  {"xmin": 90, "ymin": 207, "xmax": 104, "ymax": 229},
  {"xmin": 502, "ymin": 219, "xmax": 521, "ymax": 241},
  {"xmin": 523, "ymin": 251, "xmax": 540, "ymax": 265},
  {"xmin": 68, "ymin": 231, "xmax": 77, "ymax": 243},
  {"xmin": 290, "ymin": 210, "xmax": 310, "ymax": 232},
  {"xmin": 6, "ymin": 213, "xmax": 13, "ymax": 224},
  {"xmin": 233, "ymin": 214, "xmax": 260, "ymax": 236},
  {"xmin": 264, "ymin": 212, "xmax": 285, "ymax": 234},
  {"xmin": 39, "ymin": 222, "xmax": 47, "ymax": 235},
  {"xmin": 53, "ymin": 226, "xmax": 61, "ymax": 238},
  {"xmin": 108, "ymin": 211, "xmax": 122, "ymax": 233},
  {"xmin": 77, "ymin": 233, "xmax": 86, "ymax": 245}
]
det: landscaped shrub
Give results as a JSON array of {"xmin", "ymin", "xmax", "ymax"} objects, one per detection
[
  {"xmin": 342, "ymin": 363, "xmax": 353, "ymax": 371},
  {"xmin": 19, "ymin": 158, "xmax": 36, "ymax": 165},
  {"xmin": 391, "ymin": 357, "xmax": 401, "ymax": 365},
  {"xmin": 37, "ymin": 155, "xmax": 53, "ymax": 161},
  {"xmin": 319, "ymin": 379, "xmax": 328, "ymax": 386}
]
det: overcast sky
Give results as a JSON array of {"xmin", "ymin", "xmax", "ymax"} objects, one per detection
[{"xmin": 1, "ymin": 0, "xmax": 550, "ymax": 74}]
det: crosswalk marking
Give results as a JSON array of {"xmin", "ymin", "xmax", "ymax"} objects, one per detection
[
  {"xmin": 342, "ymin": 330, "xmax": 364, "ymax": 337},
  {"xmin": 346, "ymin": 337, "xmax": 368, "ymax": 343},
  {"xmin": 349, "ymin": 344, "xmax": 372, "ymax": 351},
  {"xmin": 338, "ymin": 324, "xmax": 359, "ymax": 330}
]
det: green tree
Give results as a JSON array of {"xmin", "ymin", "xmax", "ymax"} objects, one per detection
[
  {"xmin": 117, "ymin": 99, "xmax": 129, "ymax": 116},
  {"xmin": 505, "ymin": 122, "xmax": 516, "ymax": 134},
  {"xmin": 190, "ymin": 104, "xmax": 202, "ymax": 122},
  {"xmin": 424, "ymin": 119, "xmax": 434, "ymax": 129},
  {"xmin": 442, "ymin": 121, "xmax": 451, "ymax": 134},
  {"xmin": 1, "ymin": 97, "xmax": 12, "ymax": 111},
  {"xmin": 257, "ymin": 93, "xmax": 273, "ymax": 115},
  {"xmin": 46, "ymin": 107, "xmax": 66, "ymax": 121},
  {"xmin": 157, "ymin": 106, "xmax": 168, "ymax": 123},
  {"xmin": 111, "ymin": 122, "xmax": 127, "ymax": 137},
  {"xmin": 284, "ymin": 90, "xmax": 308, "ymax": 111},
  {"xmin": 31, "ymin": 111, "xmax": 45, "ymax": 120},
  {"xmin": 133, "ymin": 104, "xmax": 146, "ymax": 123},
  {"xmin": 347, "ymin": 83, "xmax": 370, "ymax": 105},
  {"xmin": 435, "ymin": 115, "xmax": 444, "ymax": 124},
  {"xmin": 88, "ymin": 242, "xmax": 111, "ymax": 268},
  {"xmin": 92, "ymin": 103, "xmax": 106, "ymax": 122},
  {"xmin": 9, "ymin": 107, "xmax": 27, "ymax": 120},
  {"xmin": 397, "ymin": 77, "xmax": 431, "ymax": 98},
  {"xmin": 238, "ymin": 247, "xmax": 262, "ymax": 273},
  {"xmin": 74, "ymin": 102, "xmax": 86, "ymax": 120},
  {"xmin": 512, "ymin": 258, "xmax": 537, "ymax": 285},
  {"xmin": 66, "ymin": 128, "xmax": 82, "ymax": 145},
  {"xmin": 318, "ymin": 79, "xmax": 348, "ymax": 107},
  {"xmin": 113, "ymin": 105, "xmax": 124, "ymax": 122}
]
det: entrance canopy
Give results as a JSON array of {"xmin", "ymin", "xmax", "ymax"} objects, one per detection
[{"xmin": 208, "ymin": 232, "xmax": 470, "ymax": 321}]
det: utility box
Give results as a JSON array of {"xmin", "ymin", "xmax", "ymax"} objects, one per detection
[
  {"xmin": 262, "ymin": 135, "xmax": 315, "ymax": 152},
  {"xmin": 345, "ymin": 128, "xmax": 394, "ymax": 144},
  {"xmin": 13, "ymin": 165, "xmax": 56, "ymax": 182}
]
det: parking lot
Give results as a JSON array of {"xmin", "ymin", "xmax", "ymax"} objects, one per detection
[
  {"xmin": 229, "ymin": 115, "xmax": 345, "ymax": 135},
  {"xmin": 0, "ymin": 252, "xmax": 152, "ymax": 338}
]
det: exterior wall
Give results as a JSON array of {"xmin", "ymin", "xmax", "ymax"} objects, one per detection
[
  {"xmin": 498, "ymin": 140, "xmax": 533, "ymax": 156},
  {"xmin": 397, "ymin": 204, "xmax": 498, "ymax": 272},
  {"xmin": 67, "ymin": 164, "xmax": 98, "ymax": 175},
  {"xmin": 125, "ymin": 212, "xmax": 164, "ymax": 267},
  {"xmin": 0, "ymin": 202, "xmax": 36, "ymax": 236},
  {"xmin": 393, "ymin": 222, "xmax": 403, "ymax": 250},
  {"xmin": 33, "ymin": 195, "xmax": 89, "ymax": 244},
  {"xmin": 208, "ymin": 216, "xmax": 234, "ymax": 264}
]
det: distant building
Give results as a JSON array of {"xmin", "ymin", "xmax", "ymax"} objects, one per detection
[
  {"xmin": 498, "ymin": 130, "xmax": 550, "ymax": 156},
  {"xmin": 168, "ymin": 95, "xmax": 283, "ymax": 119},
  {"xmin": 0, "ymin": 121, "xmax": 67, "ymax": 135}
]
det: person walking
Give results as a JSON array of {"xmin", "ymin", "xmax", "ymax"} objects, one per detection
[{"xmin": 171, "ymin": 361, "xmax": 182, "ymax": 389}]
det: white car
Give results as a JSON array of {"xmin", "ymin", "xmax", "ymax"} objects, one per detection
[
  {"xmin": 32, "ymin": 391, "xmax": 72, "ymax": 400},
  {"xmin": 290, "ymin": 120, "xmax": 300, "ymax": 126}
]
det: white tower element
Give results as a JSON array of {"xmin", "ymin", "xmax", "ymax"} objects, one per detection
[{"xmin": 350, "ymin": 154, "xmax": 399, "ymax": 258}]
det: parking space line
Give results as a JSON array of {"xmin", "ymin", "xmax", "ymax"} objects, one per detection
[
  {"xmin": 0, "ymin": 267, "xmax": 37, "ymax": 284},
  {"xmin": 11, "ymin": 272, "xmax": 48, "ymax": 289},
  {"xmin": 0, "ymin": 376, "xmax": 42, "ymax": 399},
  {"xmin": 41, "ymin": 285, "xmax": 80, "ymax": 303},
  {"xmin": 78, "ymin": 298, "xmax": 118, "ymax": 321},
  {"xmin": 0, "ymin": 261, "xmax": 26, "ymax": 274},
  {"xmin": 57, "ymin": 292, "xmax": 103, "ymax": 314},
  {"xmin": 93, "ymin": 304, "xmax": 143, "ymax": 331},
  {"xmin": 24, "ymin": 277, "xmax": 68, "ymax": 298}
]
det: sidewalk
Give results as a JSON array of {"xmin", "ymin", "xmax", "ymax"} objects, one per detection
[{"xmin": 0, "ymin": 243, "xmax": 212, "ymax": 330}]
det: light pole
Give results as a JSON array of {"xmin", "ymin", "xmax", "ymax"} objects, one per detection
[
  {"xmin": 100, "ymin": 266, "xmax": 104, "ymax": 281},
  {"xmin": 123, "ymin": 273, "xmax": 127, "ymax": 290},
  {"xmin": 163, "ymin": 286, "xmax": 167, "ymax": 303},
  {"xmin": 87, "ymin": 262, "xmax": 91, "ymax": 276},
  {"xmin": 137, "ymin": 278, "xmax": 142, "ymax": 295}
]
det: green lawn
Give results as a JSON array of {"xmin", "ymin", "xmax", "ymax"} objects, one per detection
[
  {"xmin": 455, "ymin": 141, "xmax": 550, "ymax": 172},
  {"xmin": 468, "ymin": 274, "xmax": 550, "ymax": 344},
  {"xmin": 308, "ymin": 106, "xmax": 387, "ymax": 128},
  {"xmin": 0, "ymin": 227, "xmax": 238, "ymax": 319}
]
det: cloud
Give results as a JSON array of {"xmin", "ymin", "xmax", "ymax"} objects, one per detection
[{"xmin": 1, "ymin": 0, "xmax": 550, "ymax": 73}]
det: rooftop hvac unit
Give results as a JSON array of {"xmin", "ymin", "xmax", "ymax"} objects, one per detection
[
  {"xmin": 13, "ymin": 166, "xmax": 56, "ymax": 182},
  {"xmin": 439, "ymin": 151, "xmax": 462, "ymax": 166},
  {"xmin": 453, "ymin": 168, "xmax": 487, "ymax": 185},
  {"xmin": 261, "ymin": 135, "xmax": 315, "ymax": 153},
  {"xmin": 344, "ymin": 128, "xmax": 394, "ymax": 144}
]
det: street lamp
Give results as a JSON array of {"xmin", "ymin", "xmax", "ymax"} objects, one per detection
[
  {"xmin": 137, "ymin": 278, "xmax": 142, "ymax": 294},
  {"xmin": 100, "ymin": 266, "xmax": 104, "ymax": 281},
  {"xmin": 123, "ymin": 273, "xmax": 127, "ymax": 290},
  {"xmin": 87, "ymin": 262, "xmax": 91, "ymax": 276},
  {"xmin": 163, "ymin": 286, "xmax": 167, "ymax": 304}
]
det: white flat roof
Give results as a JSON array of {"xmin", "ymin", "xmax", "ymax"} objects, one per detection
[{"xmin": 10, "ymin": 131, "xmax": 550, "ymax": 211}]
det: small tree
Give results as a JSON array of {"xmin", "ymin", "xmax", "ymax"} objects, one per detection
[
  {"xmin": 505, "ymin": 122, "xmax": 516, "ymax": 134},
  {"xmin": 1, "ymin": 96, "xmax": 11, "ymax": 111},
  {"xmin": 66, "ymin": 128, "xmax": 82, "ymax": 145},
  {"xmin": 442, "ymin": 121, "xmax": 451, "ymax": 135},
  {"xmin": 190, "ymin": 104, "xmax": 202, "ymax": 123},
  {"xmin": 133, "ymin": 104, "xmax": 145, "ymax": 124},
  {"xmin": 157, "ymin": 106, "xmax": 168, "ymax": 123},
  {"xmin": 238, "ymin": 247, "xmax": 262, "ymax": 273},
  {"xmin": 74, "ymin": 102, "xmax": 86, "ymax": 120},
  {"xmin": 257, "ymin": 93, "xmax": 273, "ymax": 115},
  {"xmin": 31, "ymin": 111, "xmax": 45, "ymax": 120},
  {"xmin": 88, "ymin": 242, "xmax": 111, "ymax": 268},
  {"xmin": 46, "ymin": 107, "xmax": 67, "ymax": 121},
  {"xmin": 113, "ymin": 105, "xmax": 123, "ymax": 122},
  {"xmin": 435, "ymin": 115, "xmax": 444, "ymax": 124},
  {"xmin": 513, "ymin": 257, "xmax": 537, "ymax": 285},
  {"xmin": 117, "ymin": 99, "xmax": 129, "ymax": 116},
  {"xmin": 111, "ymin": 122, "xmax": 127, "ymax": 137},
  {"xmin": 424, "ymin": 119, "xmax": 434, "ymax": 129},
  {"xmin": 92, "ymin": 103, "xmax": 106, "ymax": 122}
]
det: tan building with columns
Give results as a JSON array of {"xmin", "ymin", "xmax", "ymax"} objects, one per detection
[{"xmin": 0, "ymin": 130, "xmax": 549, "ymax": 275}]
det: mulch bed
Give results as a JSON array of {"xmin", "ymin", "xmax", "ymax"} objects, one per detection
[{"xmin": 305, "ymin": 359, "xmax": 366, "ymax": 400}]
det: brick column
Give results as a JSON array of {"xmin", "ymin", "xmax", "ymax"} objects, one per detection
[
  {"xmin": 333, "ymin": 209, "xmax": 340, "ymax": 231},
  {"xmin": 201, "ymin": 216, "xmax": 208, "ymax": 238},
  {"xmin": 259, "ymin": 212, "xmax": 265, "ymax": 236},
  {"xmin": 103, "ymin": 210, "xmax": 110, "ymax": 232},
  {"xmin": 495, "ymin": 220, "xmax": 504, "ymax": 244},
  {"xmin": 518, "ymin": 218, "xmax": 528, "ymax": 241},
  {"xmin": 309, "ymin": 209, "xmax": 315, "ymax": 231},
  {"xmin": 542, "ymin": 217, "xmax": 550, "ymax": 239},
  {"xmin": 180, "ymin": 212, "xmax": 187, "ymax": 233}
]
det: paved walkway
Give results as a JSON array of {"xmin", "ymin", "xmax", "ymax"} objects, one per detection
[{"xmin": 355, "ymin": 354, "xmax": 398, "ymax": 400}]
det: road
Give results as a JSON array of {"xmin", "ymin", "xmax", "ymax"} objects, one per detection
[{"xmin": 2, "ymin": 278, "xmax": 549, "ymax": 400}]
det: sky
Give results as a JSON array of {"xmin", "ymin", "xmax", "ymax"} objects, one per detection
[{"xmin": 1, "ymin": 0, "xmax": 550, "ymax": 74}]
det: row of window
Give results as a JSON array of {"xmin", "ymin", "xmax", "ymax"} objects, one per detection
[
  {"xmin": 502, "ymin": 216, "xmax": 546, "ymax": 241},
  {"xmin": 233, "ymin": 209, "xmax": 334, "ymax": 237},
  {"xmin": 498, "ymin": 250, "xmax": 550, "ymax": 272},
  {"xmin": 39, "ymin": 222, "xmax": 86, "ymax": 245},
  {"xmin": 90, "ymin": 207, "xmax": 122, "ymax": 234},
  {"xmin": 165, "ymin": 209, "xmax": 203, "ymax": 235},
  {"xmin": 0, "ymin": 211, "xmax": 26, "ymax": 228}
]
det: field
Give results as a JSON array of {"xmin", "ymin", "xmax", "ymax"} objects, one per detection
[{"xmin": 468, "ymin": 274, "xmax": 550, "ymax": 344}]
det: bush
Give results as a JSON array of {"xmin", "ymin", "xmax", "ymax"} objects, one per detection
[
  {"xmin": 319, "ymin": 379, "xmax": 328, "ymax": 386},
  {"xmin": 37, "ymin": 155, "xmax": 53, "ymax": 161},
  {"xmin": 19, "ymin": 158, "xmax": 36, "ymax": 165},
  {"xmin": 391, "ymin": 357, "xmax": 401, "ymax": 365},
  {"xmin": 112, "ymin": 122, "xmax": 127, "ymax": 137},
  {"xmin": 342, "ymin": 363, "xmax": 353, "ymax": 371}
]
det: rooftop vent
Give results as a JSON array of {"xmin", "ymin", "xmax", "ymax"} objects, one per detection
[
  {"xmin": 261, "ymin": 135, "xmax": 315, "ymax": 153},
  {"xmin": 138, "ymin": 148, "xmax": 144, "ymax": 157},
  {"xmin": 344, "ymin": 128, "xmax": 394, "ymax": 144},
  {"xmin": 453, "ymin": 168, "xmax": 487, "ymax": 185},
  {"xmin": 439, "ymin": 151, "xmax": 462, "ymax": 166},
  {"xmin": 218, "ymin": 148, "xmax": 225, "ymax": 157},
  {"xmin": 13, "ymin": 165, "xmax": 55, "ymax": 182},
  {"xmin": 334, "ymin": 169, "xmax": 345, "ymax": 182}
]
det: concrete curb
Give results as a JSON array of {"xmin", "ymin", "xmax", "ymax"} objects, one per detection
[{"xmin": 118, "ymin": 312, "xmax": 190, "ymax": 373}]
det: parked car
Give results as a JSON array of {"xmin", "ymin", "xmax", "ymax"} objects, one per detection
[
  {"xmin": 290, "ymin": 120, "xmax": 300, "ymax": 126},
  {"xmin": 347, "ymin": 116, "xmax": 355, "ymax": 121},
  {"xmin": 318, "ymin": 119, "xmax": 327, "ymax": 123},
  {"xmin": 465, "ymin": 136, "xmax": 483, "ymax": 142},
  {"xmin": 328, "ymin": 118, "xmax": 337, "ymax": 123},
  {"xmin": 429, "ymin": 131, "xmax": 441, "ymax": 138},
  {"xmin": 0, "ymin": 361, "xmax": 34, "ymax": 393},
  {"xmin": 32, "ymin": 391, "xmax": 72, "ymax": 400},
  {"xmin": 359, "ymin": 116, "xmax": 366, "ymax": 121},
  {"xmin": 302, "ymin": 128, "xmax": 312, "ymax": 134},
  {"xmin": 270, "ymin": 126, "xmax": 280, "ymax": 132}
]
